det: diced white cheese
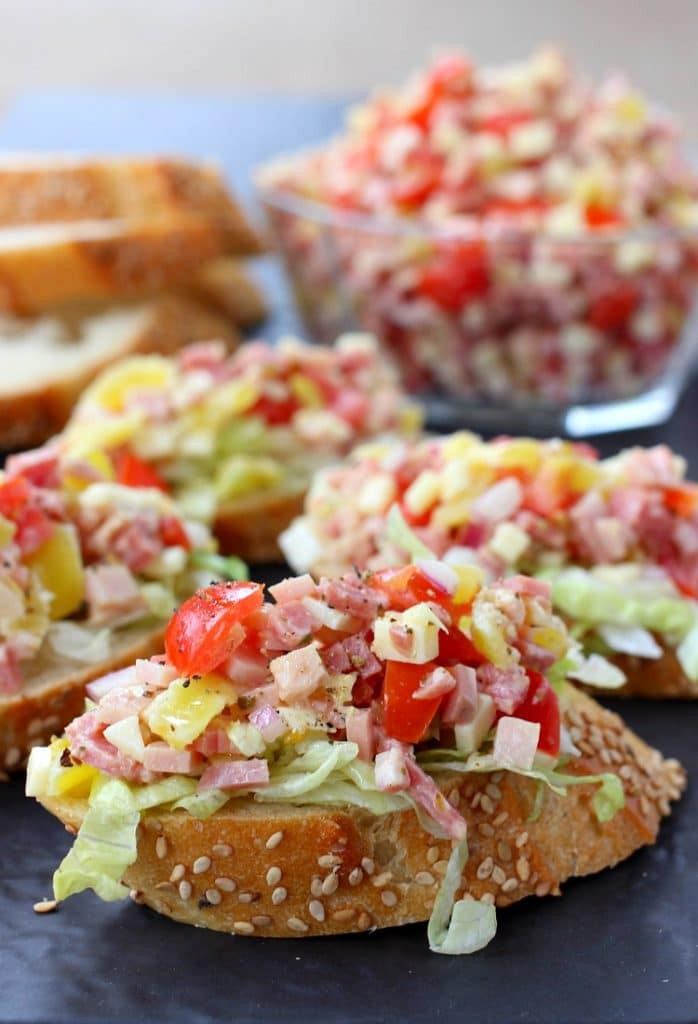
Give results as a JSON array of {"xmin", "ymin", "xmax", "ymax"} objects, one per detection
[
  {"xmin": 403, "ymin": 470, "xmax": 441, "ymax": 516},
  {"xmin": 614, "ymin": 240, "xmax": 654, "ymax": 274},
  {"xmin": 270, "ymin": 644, "xmax": 327, "ymax": 701},
  {"xmin": 488, "ymin": 522, "xmax": 531, "ymax": 564},
  {"xmin": 357, "ymin": 474, "xmax": 397, "ymax": 515},
  {"xmin": 492, "ymin": 716, "xmax": 540, "ymax": 770},
  {"xmin": 103, "ymin": 715, "xmax": 146, "ymax": 762},
  {"xmin": 371, "ymin": 603, "xmax": 446, "ymax": 664},
  {"xmin": 454, "ymin": 693, "xmax": 496, "ymax": 755},
  {"xmin": 227, "ymin": 721, "xmax": 266, "ymax": 756},
  {"xmin": 325, "ymin": 672, "xmax": 357, "ymax": 706},
  {"xmin": 509, "ymin": 120, "xmax": 555, "ymax": 161},
  {"xmin": 278, "ymin": 518, "xmax": 323, "ymax": 575}
]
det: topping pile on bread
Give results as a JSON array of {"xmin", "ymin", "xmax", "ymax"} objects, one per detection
[
  {"xmin": 28, "ymin": 567, "xmax": 684, "ymax": 950},
  {"xmin": 283, "ymin": 433, "xmax": 698, "ymax": 698},
  {"xmin": 0, "ymin": 154, "xmax": 266, "ymax": 448},
  {"xmin": 56, "ymin": 334, "xmax": 421, "ymax": 561}
]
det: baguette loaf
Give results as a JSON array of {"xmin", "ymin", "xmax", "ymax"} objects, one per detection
[
  {"xmin": 191, "ymin": 258, "xmax": 267, "ymax": 328},
  {"xmin": 39, "ymin": 686, "xmax": 685, "ymax": 937},
  {"xmin": 0, "ymin": 294, "xmax": 238, "ymax": 450},
  {"xmin": 0, "ymin": 155, "xmax": 263, "ymax": 254},
  {"xmin": 1, "ymin": 621, "xmax": 165, "ymax": 776}
]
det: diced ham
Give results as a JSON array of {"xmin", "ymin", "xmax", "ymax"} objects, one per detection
[
  {"xmin": 85, "ymin": 665, "xmax": 140, "ymax": 701},
  {"xmin": 345, "ymin": 706, "xmax": 375, "ymax": 762},
  {"xmin": 142, "ymin": 742, "xmax": 200, "ymax": 774},
  {"xmin": 413, "ymin": 666, "xmax": 456, "ymax": 701},
  {"xmin": 5, "ymin": 444, "xmax": 60, "ymax": 489},
  {"xmin": 624, "ymin": 445, "xmax": 681, "ymax": 486},
  {"xmin": 323, "ymin": 633, "xmax": 382, "ymax": 679},
  {"xmin": 375, "ymin": 744, "xmax": 410, "ymax": 791},
  {"xmin": 249, "ymin": 703, "xmax": 286, "ymax": 743},
  {"xmin": 223, "ymin": 643, "xmax": 270, "ymax": 689},
  {"xmin": 94, "ymin": 686, "xmax": 151, "ymax": 725},
  {"xmin": 66, "ymin": 709, "xmax": 155, "ymax": 783},
  {"xmin": 85, "ymin": 564, "xmax": 146, "ymax": 622},
  {"xmin": 198, "ymin": 757, "xmax": 270, "ymax": 792},
  {"xmin": 477, "ymin": 662, "xmax": 530, "ymax": 715},
  {"xmin": 263, "ymin": 601, "xmax": 319, "ymax": 653},
  {"xmin": 492, "ymin": 716, "xmax": 541, "ymax": 770},
  {"xmin": 319, "ymin": 575, "xmax": 385, "ymax": 622},
  {"xmin": 193, "ymin": 729, "xmax": 235, "ymax": 756},
  {"xmin": 520, "ymin": 641, "xmax": 558, "ymax": 671},
  {"xmin": 268, "ymin": 574, "xmax": 319, "ymax": 604},
  {"xmin": 441, "ymin": 664, "xmax": 478, "ymax": 724},
  {"xmin": 500, "ymin": 575, "xmax": 552, "ymax": 600},
  {"xmin": 470, "ymin": 477, "xmax": 523, "ymax": 523},
  {"xmin": 389, "ymin": 622, "xmax": 414, "ymax": 656},
  {"xmin": 405, "ymin": 758, "xmax": 468, "ymax": 840},
  {"xmin": 270, "ymin": 644, "xmax": 327, "ymax": 701},
  {"xmin": 110, "ymin": 518, "xmax": 163, "ymax": 573},
  {"xmin": 134, "ymin": 658, "xmax": 179, "ymax": 691},
  {"xmin": 0, "ymin": 645, "xmax": 22, "ymax": 695},
  {"xmin": 322, "ymin": 640, "xmax": 352, "ymax": 674},
  {"xmin": 178, "ymin": 340, "xmax": 227, "ymax": 373}
]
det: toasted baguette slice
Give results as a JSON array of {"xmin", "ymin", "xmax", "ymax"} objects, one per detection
[
  {"xmin": 1, "ymin": 621, "xmax": 165, "ymax": 775},
  {"xmin": 213, "ymin": 484, "xmax": 306, "ymax": 563},
  {"xmin": 0, "ymin": 294, "xmax": 238, "ymax": 450},
  {"xmin": 191, "ymin": 258, "xmax": 267, "ymax": 327},
  {"xmin": 595, "ymin": 641, "xmax": 695, "ymax": 699},
  {"xmin": 0, "ymin": 217, "xmax": 246, "ymax": 315},
  {"xmin": 0, "ymin": 155, "xmax": 263, "ymax": 254},
  {"xmin": 39, "ymin": 687, "xmax": 684, "ymax": 937}
]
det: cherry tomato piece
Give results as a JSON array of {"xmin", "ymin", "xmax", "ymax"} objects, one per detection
[
  {"xmin": 382, "ymin": 660, "xmax": 441, "ymax": 743},
  {"xmin": 160, "ymin": 516, "xmax": 192, "ymax": 551},
  {"xmin": 165, "ymin": 581, "xmax": 265, "ymax": 676},
  {"xmin": 419, "ymin": 241, "xmax": 490, "ymax": 312},
  {"xmin": 511, "ymin": 670, "xmax": 560, "ymax": 758},
  {"xmin": 117, "ymin": 452, "xmax": 169, "ymax": 492},
  {"xmin": 588, "ymin": 285, "xmax": 637, "ymax": 331}
]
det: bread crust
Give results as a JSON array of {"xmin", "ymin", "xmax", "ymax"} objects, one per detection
[
  {"xmin": 601, "ymin": 641, "xmax": 697, "ymax": 699},
  {"xmin": 0, "ymin": 294, "xmax": 238, "ymax": 450},
  {"xmin": 214, "ymin": 486, "xmax": 306, "ymax": 563},
  {"xmin": 1, "ymin": 622, "xmax": 165, "ymax": 774},
  {"xmin": 40, "ymin": 686, "xmax": 685, "ymax": 937},
  {"xmin": 191, "ymin": 258, "xmax": 267, "ymax": 328},
  {"xmin": 0, "ymin": 156, "xmax": 263, "ymax": 254}
]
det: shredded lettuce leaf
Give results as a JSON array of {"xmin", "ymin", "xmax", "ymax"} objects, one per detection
[
  {"xmin": 427, "ymin": 840, "xmax": 497, "ymax": 955},
  {"xmin": 189, "ymin": 550, "xmax": 249, "ymax": 582},
  {"xmin": 677, "ymin": 622, "xmax": 698, "ymax": 684},
  {"xmin": 173, "ymin": 789, "xmax": 230, "ymax": 819},
  {"xmin": 46, "ymin": 622, "xmax": 111, "ymax": 664},
  {"xmin": 386, "ymin": 503, "xmax": 435, "ymax": 560},
  {"xmin": 257, "ymin": 741, "xmax": 359, "ymax": 799}
]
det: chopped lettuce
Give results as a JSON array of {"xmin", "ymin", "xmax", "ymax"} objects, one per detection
[
  {"xmin": 173, "ymin": 789, "xmax": 230, "ymax": 819},
  {"xmin": 677, "ymin": 623, "xmax": 698, "ymax": 684},
  {"xmin": 257, "ymin": 741, "xmax": 360, "ymax": 799},
  {"xmin": 386, "ymin": 503, "xmax": 435, "ymax": 560},
  {"xmin": 189, "ymin": 549, "xmax": 249, "ymax": 582},
  {"xmin": 427, "ymin": 840, "xmax": 497, "ymax": 955}
]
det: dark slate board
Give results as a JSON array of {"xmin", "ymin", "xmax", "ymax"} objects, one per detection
[{"xmin": 0, "ymin": 93, "xmax": 696, "ymax": 1024}]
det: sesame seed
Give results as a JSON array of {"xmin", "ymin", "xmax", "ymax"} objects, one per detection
[
  {"xmin": 252, "ymin": 915, "xmax": 272, "ymax": 927},
  {"xmin": 266, "ymin": 866, "xmax": 282, "ymax": 886},
  {"xmin": 155, "ymin": 836, "xmax": 168, "ymax": 860},
  {"xmin": 129, "ymin": 890, "xmax": 144, "ymax": 904},
  {"xmin": 309, "ymin": 900, "xmax": 325, "ymax": 922},
  {"xmin": 332, "ymin": 907, "xmax": 356, "ymax": 923},
  {"xmin": 33, "ymin": 899, "xmax": 57, "ymax": 914},
  {"xmin": 476, "ymin": 857, "xmax": 494, "ymax": 880},
  {"xmin": 639, "ymin": 794, "xmax": 651, "ymax": 817},
  {"xmin": 5, "ymin": 747, "xmax": 20, "ymax": 769},
  {"xmin": 212, "ymin": 843, "xmax": 232, "ymax": 857},
  {"xmin": 480, "ymin": 794, "xmax": 495, "ymax": 815},
  {"xmin": 381, "ymin": 890, "xmax": 398, "ymax": 907},
  {"xmin": 433, "ymin": 860, "xmax": 449, "ymax": 876},
  {"xmin": 318, "ymin": 854, "xmax": 342, "ymax": 869},
  {"xmin": 27, "ymin": 718, "xmax": 44, "ymax": 737},
  {"xmin": 448, "ymin": 790, "xmax": 461, "ymax": 808},
  {"xmin": 234, "ymin": 921, "xmax": 255, "ymax": 935},
  {"xmin": 271, "ymin": 887, "xmax": 288, "ymax": 905},
  {"xmin": 415, "ymin": 871, "xmax": 435, "ymax": 886},
  {"xmin": 205, "ymin": 888, "xmax": 222, "ymax": 906},
  {"xmin": 170, "ymin": 864, "xmax": 185, "ymax": 883},
  {"xmin": 491, "ymin": 771, "xmax": 504, "ymax": 784},
  {"xmin": 535, "ymin": 881, "xmax": 551, "ymax": 898},
  {"xmin": 516, "ymin": 856, "xmax": 530, "ymax": 881},
  {"xmin": 515, "ymin": 832, "xmax": 529, "ymax": 848},
  {"xmin": 492, "ymin": 811, "xmax": 508, "ymax": 827},
  {"xmin": 287, "ymin": 917, "xmax": 309, "ymax": 933},
  {"xmin": 148, "ymin": 818, "xmax": 162, "ymax": 832},
  {"xmin": 486, "ymin": 783, "xmax": 502, "ymax": 801},
  {"xmin": 501, "ymin": 878, "xmax": 518, "ymax": 893},
  {"xmin": 371, "ymin": 871, "xmax": 392, "ymax": 888},
  {"xmin": 215, "ymin": 877, "xmax": 236, "ymax": 892},
  {"xmin": 361, "ymin": 857, "xmax": 375, "ymax": 875},
  {"xmin": 357, "ymin": 912, "xmax": 372, "ymax": 930},
  {"xmin": 478, "ymin": 823, "xmax": 494, "ymax": 837},
  {"xmin": 491, "ymin": 866, "xmax": 506, "ymax": 886},
  {"xmin": 497, "ymin": 841, "xmax": 512, "ymax": 862},
  {"xmin": 238, "ymin": 892, "xmax": 257, "ymax": 903},
  {"xmin": 599, "ymin": 749, "xmax": 612, "ymax": 766},
  {"xmin": 266, "ymin": 831, "xmax": 284, "ymax": 850},
  {"xmin": 426, "ymin": 847, "xmax": 439, "ymax": 865},
  {"xmin": 310, "ymin": 877, "xmax": 323, "ymax": 898},
  {"xmin": 480, "ymin": 892, "xmax": 495, "ymax": 906},
  {"xmin": 348, "ymin": 867, "xmax": 363, "ymax": 886},
  {"xmin": 321, "ymin": 872, "xmax": 339, "ymax": 896},
  {"xmin": 619, "ymin": 765, "xmax": 633, "ymax": 780},
  {"xmin": 192, "ymin": 856, "xmax": 211, "ymax": 875},
  {"xmin": 470, "ymin": 792, "xmax": 481, "ymax": 809},
  {"xmin": 178, "ymin": 881, "xmax": 192, "ymax": 901},
  {"xmin": 154, "ymin": 882, "xmax": 175, "ymax": 892}
]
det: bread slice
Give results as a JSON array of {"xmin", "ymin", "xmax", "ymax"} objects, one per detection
[
  {"xmin": 39, "ymin": 686, "xmax": 684, "ymax": 936},
  {"xmin": 0, "ymin": 217, "xmax": 249, "ymax": 315},
  {"xmin": 0, "ymin": 155, "xmax": 263, "ymax": 254},
  {"xmin": 0, "ymin": 294, "xmax": 238, "ymax": 450},
  {"xmin": 595, "ymin": 641, "xmax": 696, "ymax": 699},
  {"xmin": 1, "ymin": 621, "xmax": 165, "ymax": 775},
  {"xmin": 191, "ymin": 258, "xmax": 267, "ymax": 328},
  {"xmin": 213, "ymin": 484, "xmax": 307, "ymax": 563}
]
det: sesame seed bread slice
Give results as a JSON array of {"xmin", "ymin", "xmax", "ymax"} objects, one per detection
[
  {"xmin": 0, "ymin": 155, "xmax": 263, "ymax": 255},
  {"xmin": 594, "ymin": 641, "xmax": 697, "ymax": 699},
  {"xmin": 39, "ymin": 686, "xmax": 685, "ymax": 937},
  {"xmin": 1, "ymin": 621, "xmax": 165, "ymax": 776},
  {"xmin": 213, "ymin": 484, "xmax": 307, "ymax": 564},
  {"xmin": 0, "ymin": 293, "xmax": 238, "ymax": 450}
]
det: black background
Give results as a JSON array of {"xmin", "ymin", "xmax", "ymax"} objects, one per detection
[{"xmin": 0, "ymin": 94, "xmax": 696, "ymax": 1024}]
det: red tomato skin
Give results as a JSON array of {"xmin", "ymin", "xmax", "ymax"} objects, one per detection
[
  {"xmin": 663, "ymin": 485, "xmax": 698, "ymax": 518},
  {"xmin": 160, "ymin": 516, "xmax": 192, "ymax": 551},
  {"xmin": 117, "ymin": 452, "xmax": 169, "ymax": 492},
  {"xmin": 438, "ymin": 627, "xmax": 484, "ymax": 666},
  {"xmin": 588, "ymin": 285, "xmax": 637, "ymax": 331},
  {"xmin": 511, "ymin": 670, "xmax": 560, "ymax": 757},
  {"xmin": 250, "ymin": 395, "xmax": 299, "ymax": 426},
  {"xmin": 382, "ymin": 660, "xmax": 442, "ymax": 743},
  {"xmin": 419, "ymin": 241, "xmax": 490, "ymax": 312},
  {"xmin": 165, "ymin": 582, "xmax": 264, "ymax": 676},
  {"xmin": 585, "ymin": 203, "xmax": 624, "ymax": 230},
  {"xmin": 0, "ymin": 477, "xmax": 56, "ymax": 555}
]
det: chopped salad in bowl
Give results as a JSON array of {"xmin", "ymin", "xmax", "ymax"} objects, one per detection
[{"xmin": 258, "ymin": 48, "xmax": 698, "ymax": 431}]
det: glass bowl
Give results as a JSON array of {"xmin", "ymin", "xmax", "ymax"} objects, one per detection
[{"xmin": 256, "ymin": 172, "xmax": 698, "ymax": 436}]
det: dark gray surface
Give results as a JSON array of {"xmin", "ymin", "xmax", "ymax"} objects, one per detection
[{"xmin": 0, "ymin": 94, "xmax": 697, "ymax": 1024}]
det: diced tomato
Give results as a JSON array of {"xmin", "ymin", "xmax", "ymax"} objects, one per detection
[
  {"xmin": 332, "ymin": 389, "xmax": 368, "ymax": 430},
  {"xmin": 382, "ymin": 660, "xmax": 442, "ymax": 743},
  {"xmin": 511, "ymin": 669, "xmax": 560, "ymax": 758},
  {"xmin": 585, "ymin": 203, "xmax": 624, "ymax": 230},
  {"xmin": 438, "ymin": 626, "xmax": 484, "ymax": 666},
  {"xmin": 400, "ymin": 499, "xmax": 434, "ymax": 529},
  {"xmin": 370, "ymin": 565, "xmax": 455, "ymax": 615},
  {"xmin": 663, "ymin": 485, "xmax": 698, "ymax": 518},
  {"xmin": 404, "ymin": 55, "xmax": 472, "ymax": 130},
  {"xmin": 391, "ymin": 151, "xmax": 442, "ymax": 208},
  {"xmin": 165, "ymin": 581, "xmax": 265, "ymax": 676},
  {"xmin": 588, "ymin": 285, "xmax": 637, "ymax": 331},
  {"xmin": 116, "ymin": 452, "xmax": 169, "ymax": 492},
  {"xmin": 250, "ymin": 394, "xmax": 299, "ymax": 426},
  {"xmin": 160, "ymin": 516, "xmax": 192, "ymax": 551},
  {"xmin": 419, "ymin": 240, "xmax": 490, "ymax": 312},
  {"xmin": 523, "ymin": 464, "xmax": 577, "ymax": 517},
  {"xmin": 660, "ymin": 556, "xmax": 698, "ymax": 599},
  {"xmin": 0, "ymin": 477, "xmax": 55, "ymax": 555},
  {"xmin": 483, "ymin": 197, "xmax": 551, "ymax": 218},
  {"xmin": 476, "ymin": 109, "xmax": 532, "ymax": 136},
  {"xmin": 0, "ymin": 476, "xmax": 30, "ymax": 519}
]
